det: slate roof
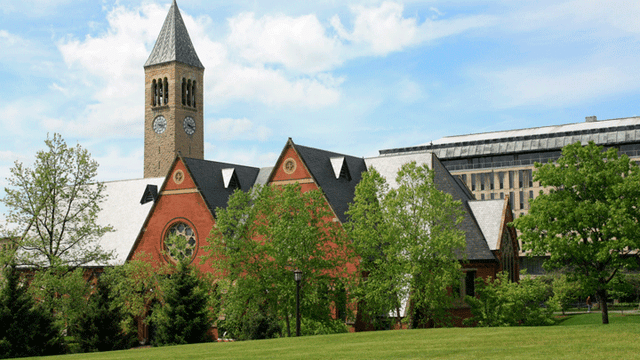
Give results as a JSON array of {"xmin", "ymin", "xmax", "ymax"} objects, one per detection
[
  {"xmin": 467, "ymin": 200, "xmax": 506, "ymax": 251},
  {"xmin": 183, "ymin": 157, "xmax": 260, "ymax": 216},
  {"xmin": 365, "ymin": 151, "xmax": 497, "ymax": 262},
  {"xmin": 294, "ymin": 144, "xmax": 368, "ymax": 223},
  {"xmin": 380, "ymin": 116, "xmax": 640, "ymax": 159},
  {"xmin": 95, "ymin": 177, "xmax": 164, "ymax": 265},
  {"xmin": 144, "ymin": 0, "xmax": 204, "ymax": 69}
]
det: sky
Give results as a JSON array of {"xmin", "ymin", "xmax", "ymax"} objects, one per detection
[{"xmin": 2, "ymin": 0, "xmax": 640, "ymax": 221}]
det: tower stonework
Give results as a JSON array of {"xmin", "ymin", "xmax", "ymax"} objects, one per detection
[{"xmin": 144, "ymin": 0, "xmax": 204, "ymax": 178}]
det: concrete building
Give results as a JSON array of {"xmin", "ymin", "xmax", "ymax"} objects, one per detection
[{"xmin": 379, "ymin": 115, "xmax": 640, "ymax": 274}]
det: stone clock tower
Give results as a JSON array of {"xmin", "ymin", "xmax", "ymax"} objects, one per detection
[{"xmin": 144, "ymin": 0, "xmax": 204, "ymax": 178}]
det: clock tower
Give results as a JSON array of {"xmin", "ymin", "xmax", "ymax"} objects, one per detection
[{"xmin": 144, "ymin": 0, "xmax": 204, "ymax": 178}]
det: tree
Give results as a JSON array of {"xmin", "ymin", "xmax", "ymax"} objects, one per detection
[
  {"xmin": 346, "ymin": 162, "xmax": 466, "ymax": 328},
  {"xmin": 28, "ymin": 266, "xmax": 91, "ymax": 336},
  {"xmin": 513, "ymin": 141, "xmax": 640, "ymax": 324},
  {"xmin": 1, "ymin": 133, "xmax": 113, "ymax": 268},
  {"xmin": 207, "ymin": 184, "xmax": 352, "ymax": 338},
  {"xmin": 0, "ymin": 265, "xmax": 64, "ymax": 358},
  {"xmin": 76, "ymin": 276, "xmax": 137, "ymax": 352},
  {"xmin": 153, "ymin": 260, "xmax": 212, "ymax": 346}
]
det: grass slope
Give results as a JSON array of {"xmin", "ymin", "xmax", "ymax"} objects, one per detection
[{"xmin": 23, "ymin": 316, "xmax": 640, "ymax": 360}]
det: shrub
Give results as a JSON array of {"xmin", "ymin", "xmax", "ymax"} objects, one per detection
[{"xmin": 466, "ymin": 271, "xmax": 556, "ymax": 327}]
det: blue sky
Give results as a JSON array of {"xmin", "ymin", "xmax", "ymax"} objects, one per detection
[{"xmin": 2, "ymin": 0, "xmax": 640, "ymax": 220}]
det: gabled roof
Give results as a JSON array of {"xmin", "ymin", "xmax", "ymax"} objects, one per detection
[
  {"xmin": 144, "ymin": 0, "xmax": 204, "ymax": 69},
  {"xmin": 467, "ymin": 199, "xmax": 507, "ymax": 251},
  {"xmin": 366, "ymin": 151, "xmax": 497, "ymax": 262},
  {"xmin": 96, "ymin": 177, "xmax": 164, "ymax": 265},
  {"xmin": 293, "ymin": 144, "xmax": 368, "ymax": 223},
  {"xmin": 183, "ymin": 157, "xmax": 260, "ymax": 216}
]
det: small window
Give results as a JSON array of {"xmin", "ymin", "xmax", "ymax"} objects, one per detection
[
  {"xmin": 187, "ymin": 80, "xmax": 192, "ymax": 106},
  {"xmin": 465, "ymin": 271, "xmax": 476, "ymax": 297},
  {"xmin": 151, "ymin": 79, "xmax": 157, "ymax": 106},
  {"xmin": 163, "ymin": 77, "xmax": 168, "ymax": 105},
  {"xmin": 192, "ymin": 81, "xmax": 196, "ymax": 107},
  {"xmin": 182, "ymin": 78, "xmax": 186, "ymax": 105}
]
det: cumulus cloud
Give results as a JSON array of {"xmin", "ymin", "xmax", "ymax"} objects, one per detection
[
  {"xmin": 208, "ymin": 118, "xmax": 272, "ymax": 141},
  {"xmin": 227, "ymin": 12, "xmax": 343, "ymax": 73}
]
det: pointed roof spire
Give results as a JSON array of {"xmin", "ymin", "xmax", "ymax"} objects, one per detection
[{"xmin": 145, "ymin": 0, "xmax": 204, "ymax": 69}]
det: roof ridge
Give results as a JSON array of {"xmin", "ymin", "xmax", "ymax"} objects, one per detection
[{"xmin": 144, "ymin": 0, "xmax": 204, "ymax": 69}]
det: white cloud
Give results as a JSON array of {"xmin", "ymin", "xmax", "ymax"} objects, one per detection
[
  {"xmin": 208, "ymin": 118, "xmax": 272, "ymax": 141},
  {"xmin": 227, "ymin": 12, "xmax": 343, "ymax": 73},
  {"xmin": 396, "ymin": 78, "xmax": 425, "ymax": 103}
]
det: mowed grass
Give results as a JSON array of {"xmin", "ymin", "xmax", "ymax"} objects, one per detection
[{"xmin": 23, "ymin": 316, "xmax": 640, "ymax": 360}]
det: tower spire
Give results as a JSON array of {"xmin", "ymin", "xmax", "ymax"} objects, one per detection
[{"xmin": 145, "ymin": 0, "xmax": 204, "ymax": 69}]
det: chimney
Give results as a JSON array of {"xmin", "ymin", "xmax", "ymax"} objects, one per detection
[{"xmin": 585, "ymin": 116, "xmax": 597, "ymax": 122}]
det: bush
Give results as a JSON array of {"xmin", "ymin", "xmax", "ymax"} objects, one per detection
[{"xmin": 466, "ymin": 271, "xmax": 556, "ymax": 327}]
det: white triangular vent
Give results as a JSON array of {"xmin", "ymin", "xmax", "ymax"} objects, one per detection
[
  {"xmin": 330, "ymin": 157, "xmax": 344, "ymax": 179},
  {"xmin": 222, "ymin": 168, "xmax": 236, "ymax": 188}
]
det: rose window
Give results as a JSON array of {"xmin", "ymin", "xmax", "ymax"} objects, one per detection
[{"xmin": 164, "ymin": 222, "xmax": 197, "ymax": 262}]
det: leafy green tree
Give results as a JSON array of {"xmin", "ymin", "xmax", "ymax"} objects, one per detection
[
  {"xmin": 513, "ymin": 141, "xmax": 640, "ymax": 324},
  {"xmin": 0, "ymin": 265, "xmax": 64, "ymax": 358},
  {"xmin": 153, "ymin": 260, "xmax": 212, "ymax": 346},
  {"xmin": 76, "ymin": 277, "xmax": 137, "ymax": 352},
  {"xmin": 28, "ymin": 266, "xmax": 91, "ymax": 337},
  {"xmin": 207, "ymin": 184, "xmax": 352, "ymax": 338},
  {"xmin": 1, "ymin": 133, "xmax": 113, "ymax": 268},
  {"xmin": 347, "ymin": 162, "xmax": 466, "ymax": 328},
  {"xmin": 101, "ymin": 255, "xmax": 168, "ymax": 344},
  {"xmin": 550, "ymin": 274, "xmax": 583, "ymax": 315}
]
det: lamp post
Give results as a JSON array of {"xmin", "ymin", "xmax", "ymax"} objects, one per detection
[{"xmin": 294, "ymin": 268, "xmax": 302, "ymax": 337}]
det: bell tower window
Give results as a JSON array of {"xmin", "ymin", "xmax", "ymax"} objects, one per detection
[
  {"xmin": 186, "ymin": 79, "xmax": 192, "ymax": 106},
  {"xmin": 182, "ymin": 78, "xmax": 186, "ymax": 105},
  {"xmin": 191, "ymin": 81, "xmax": 196, "ymax": 107},
  {"xmin": 163, "ymin": 77, "xmax": 168, "ymax": 105},
  {"xmin": 151, "ymin": 79, "xmax": 157, "ymax": 106}
]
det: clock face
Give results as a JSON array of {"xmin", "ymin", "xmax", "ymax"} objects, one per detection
[
  {"xmin": 153, "ymin": 115, "xmax": 167, "ymax": 134},
  {"xmin": 183, "ymin": 116, "xmax": 196, "ymax": 135}
]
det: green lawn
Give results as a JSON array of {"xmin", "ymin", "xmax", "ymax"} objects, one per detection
[
  {"xmin": 557, "ymin": 312, "xmax": 640, "ymax": 326},
  {"xmin": 23, "ymin": 318, "xmax": 640, "ymax": 360}
]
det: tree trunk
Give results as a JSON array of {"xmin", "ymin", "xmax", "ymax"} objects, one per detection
[{"xmin": 596, "ymin": 289, "xmax": 609, "ymax": 324}]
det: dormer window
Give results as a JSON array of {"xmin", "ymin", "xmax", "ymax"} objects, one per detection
[
  {"xmin": 330, "ymin": 157, "xmax": 351, "ymax": 181},
  {"xmin": 222, "ymin": 168, "xmax": 240, "ymax": 189},
  {"xmin": 140, "ymin": 184, "xmax": 158, "ymax": 204}
]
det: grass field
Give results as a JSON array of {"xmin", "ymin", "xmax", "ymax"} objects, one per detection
[{"xmin": 24, "ymin": 314, "xmax": 640, "ymax": 360}]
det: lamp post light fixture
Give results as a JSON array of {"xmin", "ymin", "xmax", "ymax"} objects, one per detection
[{"xmin": 294, "ymin": 268, "xmax": 302, "ymax": 337}]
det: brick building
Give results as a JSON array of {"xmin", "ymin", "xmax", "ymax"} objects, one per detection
[{"xmin": 88, "ymin": 0, "xmax": 518, "ymax": 335}]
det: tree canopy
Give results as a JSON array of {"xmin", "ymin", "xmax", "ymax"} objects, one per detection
[
  {"xmin": 513, "ymin": 141, "xmax": 640, "ymax": 324},
  {"xmin": 346, "ymin": 162, "xmax": 466, "ymax": 328},
  {"xmin": 206, "ymin": 184, "xmax": 352, "ymax": 338},
  {"xmin": 1, "ymin": 133, "xmax": 112, "ymax": 268}
]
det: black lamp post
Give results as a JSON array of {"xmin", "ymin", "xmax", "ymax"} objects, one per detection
[{"xmin": 294, "ymin": 268, "xmax": 302, "ymax": 337}]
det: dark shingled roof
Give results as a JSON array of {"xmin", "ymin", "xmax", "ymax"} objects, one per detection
[
  {"xmin": 432, "ymin": 156, "xmax": 497, "ymax": 261},
  {"xmin": 144, "ymin": 0, "xmax": 204, "ymax": 69},
  {"xmin": 183, "ymin": 157, "xmax": 259, "ymax": 217},
  {"xmin": 294, "ymin": 144, "xmax": 368, "ymax": 223}
]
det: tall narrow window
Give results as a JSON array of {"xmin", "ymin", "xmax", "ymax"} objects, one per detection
[
  {"xmin": 471, "ymin": 174, "xmax": 476, "ymax": 191},
  {"xmin": 157, "ymin": 78, "xmax": 163, "ymax": 105},
  {"xmin": 489, "ymin": 172, "xmax": 495, "ymax": 190},
  {"xmin": 465, "ymin": 271, "xmax": 476, "ymax": 297},
  {"xmin": 192, "ymin": 81, "xmax": 196, "ymax": 107},
  {"xmin": 527, "ymin": 169, "xmax": 533, "ymax": 187},
  {"xmin": 509, "ymin": 171, "xmax": 514, "ymax": 189},
  {"xmin": 498, "ymin": 172, "xmax": 504, "ymax": 189},
  {"xmin": 182, "ymin": 78, "xmax": 186, "ymax": 105},
  {"xmin": 519, "ymin": 191, "xmax": 524, "ymax": 209},
  {"xmin": 518, "ymin": 170, "xmax": 524, "ymax": 188},
  {"xmin": 152, "ymin": 80, "xmax": 157, "ymax": 106},
  {"xmin": 509, "ymin": 191, "xmax": 514, "ymax": 209},
  {"xmin": 187, "ymin": 80, "xmax": 192, "ymax": 106},
  {"xmin": 163, "ymin": 77, "xmax": 168, "ymax": 105},
  {"xmin": 480, "ymin": 173, "xmax": 485, "ymax": 191}
]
